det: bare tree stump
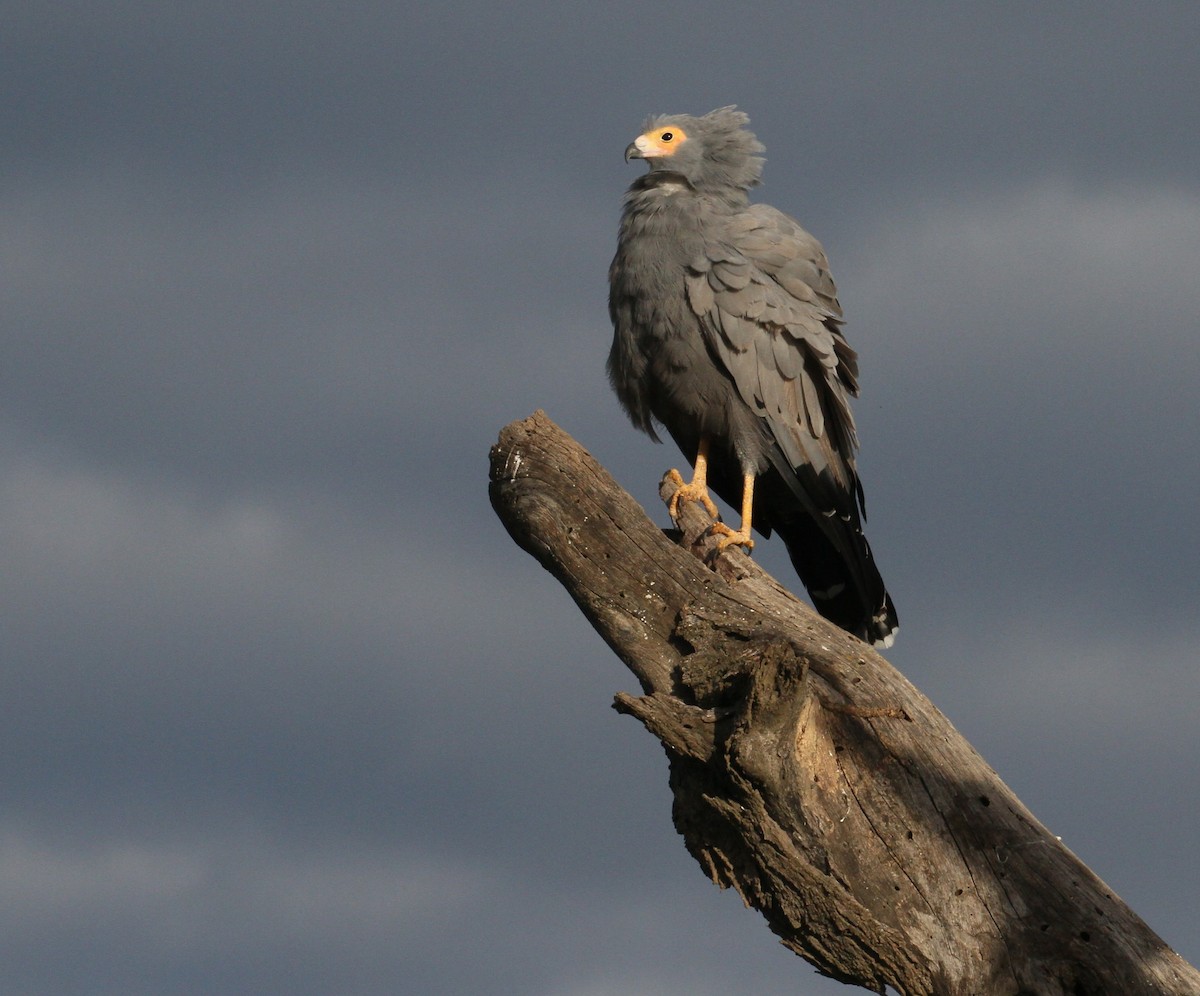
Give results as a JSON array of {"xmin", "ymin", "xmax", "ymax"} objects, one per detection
[{"xmin": 488, "ymin": 410, "xmax": 1200, "ymax": 996}]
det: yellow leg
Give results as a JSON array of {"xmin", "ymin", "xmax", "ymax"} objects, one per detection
[
  {"xmin": 667, "ymin": 436, "xmax": 720, "ymax": 522},
  {"xmin": 710, "ymin": 472, "xmax": 755, "ymax": 552}
]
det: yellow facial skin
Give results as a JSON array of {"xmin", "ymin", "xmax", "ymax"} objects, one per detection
[{"xmin": 631, "ymin": 126, "xmax": 688, "ymax": 158}]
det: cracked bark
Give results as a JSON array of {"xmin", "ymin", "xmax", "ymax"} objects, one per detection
[{"xmin": 488, "ymin": 410, "xmax": 1200, "ymax": 996}]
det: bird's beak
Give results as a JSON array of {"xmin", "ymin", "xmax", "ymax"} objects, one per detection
[{"xmin": 624, "ymin": 141, "xmax": 643, "ymax": 162}]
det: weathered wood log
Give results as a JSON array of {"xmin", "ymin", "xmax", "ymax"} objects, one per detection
[{"xmin": 488, "ymin": 410, "xmax": 1200, "ymax": 996}]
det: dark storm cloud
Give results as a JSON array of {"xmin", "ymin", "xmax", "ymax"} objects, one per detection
[
  {"xmin": 0, "ymin": 3, "xmax": 1197, "ymax": 993},
  {"xmin": 0, "ymin": 164, "xmax": 612, "ymax": 512},
  {"xmin": 6, "ymin": 3, "xmax": 1198, "ymax": 189},
  {"xmin": 846, "ymin": 183, "xmax": 1200, "ymax": 619}
]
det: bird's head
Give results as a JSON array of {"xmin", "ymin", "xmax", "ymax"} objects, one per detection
[{"xmin": 624, "ymin": 106, "xmax": 765, "ymax": 193}]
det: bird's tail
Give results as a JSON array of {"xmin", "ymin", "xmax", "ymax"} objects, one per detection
[{"xmin": 773, "ymin": 510, "xmax": 898, "ymax": 649}]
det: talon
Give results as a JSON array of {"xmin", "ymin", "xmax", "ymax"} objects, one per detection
[
  {"xmin": 710, "ymin": 521, "xmax": 754, "ymax": 552},
  {"xmin": 667, "ymin": 467, "xmax": 720, "ymax": 521},
  {"xmin": 665, "ymin": 438, "xmax": 721, "ymax": 523},
  {"xmin": 664, "ymin": 438, "xmax": 756, "ymax": 554},
  {"xmin": 711, "ymin": 471, "xmax": 756, "ymax": 554}
]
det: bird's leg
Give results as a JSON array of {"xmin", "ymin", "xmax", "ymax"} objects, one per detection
[
  {"xmin": 667, "ymin": 435, "xmax": 721, "ymax": 522},
  {"xmin": 710, "ymin": 472, "xmax": 755, "ymax": 552}
]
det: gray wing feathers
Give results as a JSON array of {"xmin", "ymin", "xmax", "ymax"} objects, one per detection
[
  {"xmin": 711, "ymin": 259, "xmax": 751, "ymax": 290},
  {"xmin": 688, "ymin": 206, "xmax": 860, "ymax": 489},
  {"xmin": 684, "ymin": 271, "xmax": 714, "ymax": 315},
  {"xmin": 771, "ymin": 329, "xmax": 801, "ymax": 379},
  {"xmin": 799, "ymin": 366, "xmax": 825, "ymax": 439}
]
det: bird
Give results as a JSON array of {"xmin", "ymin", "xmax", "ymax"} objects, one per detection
[{"xmin": 607, "ymin": 106, "xmax": 898, "ymax": 648}]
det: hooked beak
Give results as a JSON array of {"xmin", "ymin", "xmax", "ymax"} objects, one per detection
[{"xmin": 624, "ymin": 141, "xmax": 643, "ymax": 163}]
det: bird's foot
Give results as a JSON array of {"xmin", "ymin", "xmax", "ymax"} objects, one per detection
[
  {"xmin": 666, "ymin": 468, "xmax": 720, "ymax": 522},
  {"xmin": 709, "ymin": 521, "xmax": 754, "ymax": 553}
]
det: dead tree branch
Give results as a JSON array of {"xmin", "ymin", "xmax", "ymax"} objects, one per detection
[{"xmin": 488, "ymin": 410, "xmax": 1200, "ymax": 996}]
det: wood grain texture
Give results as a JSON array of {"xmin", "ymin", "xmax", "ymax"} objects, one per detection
[{"xmin": 489, "ymin": 411, "xmax": 1199, "ymax": 995}]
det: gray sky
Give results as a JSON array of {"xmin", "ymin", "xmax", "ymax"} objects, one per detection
[{"xmin": 2, "ymin": 3, "xmax": 1198, "ymax": 993}]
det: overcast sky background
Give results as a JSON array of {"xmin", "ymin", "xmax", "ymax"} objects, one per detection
[{"xmin": 2, "ymin": 3, "xmax": 1198, "ymax": 994}]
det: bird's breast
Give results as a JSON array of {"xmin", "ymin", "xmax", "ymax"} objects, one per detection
[{"xmin": 614, "ymin": 199, "xmax": 705, "ymax": 302}]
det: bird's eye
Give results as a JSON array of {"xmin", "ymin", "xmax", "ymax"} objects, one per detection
[{"xmin": 660, "ymin": 131, "xmax": 673, "ymax": 142}]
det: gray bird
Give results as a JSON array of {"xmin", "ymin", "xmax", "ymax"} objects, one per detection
[{"xmin": 608, "ymin": 106, "xmax": 897, "ymax": 647}]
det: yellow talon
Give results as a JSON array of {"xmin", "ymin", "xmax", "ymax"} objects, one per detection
[
  {"xmin": 710, "ymin": 521, "xmax": 754, "ymax": 552},
  {"xmin": 667, "ymin": 466, "xmax": 720, "ymax": 521},
  {"xmin": 711, "ymin": 470, "xmax": 756, "ymax": 553},
  {"xmin": 666, "ymin": 437, "xmax": 757, "ymax": 556}
]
